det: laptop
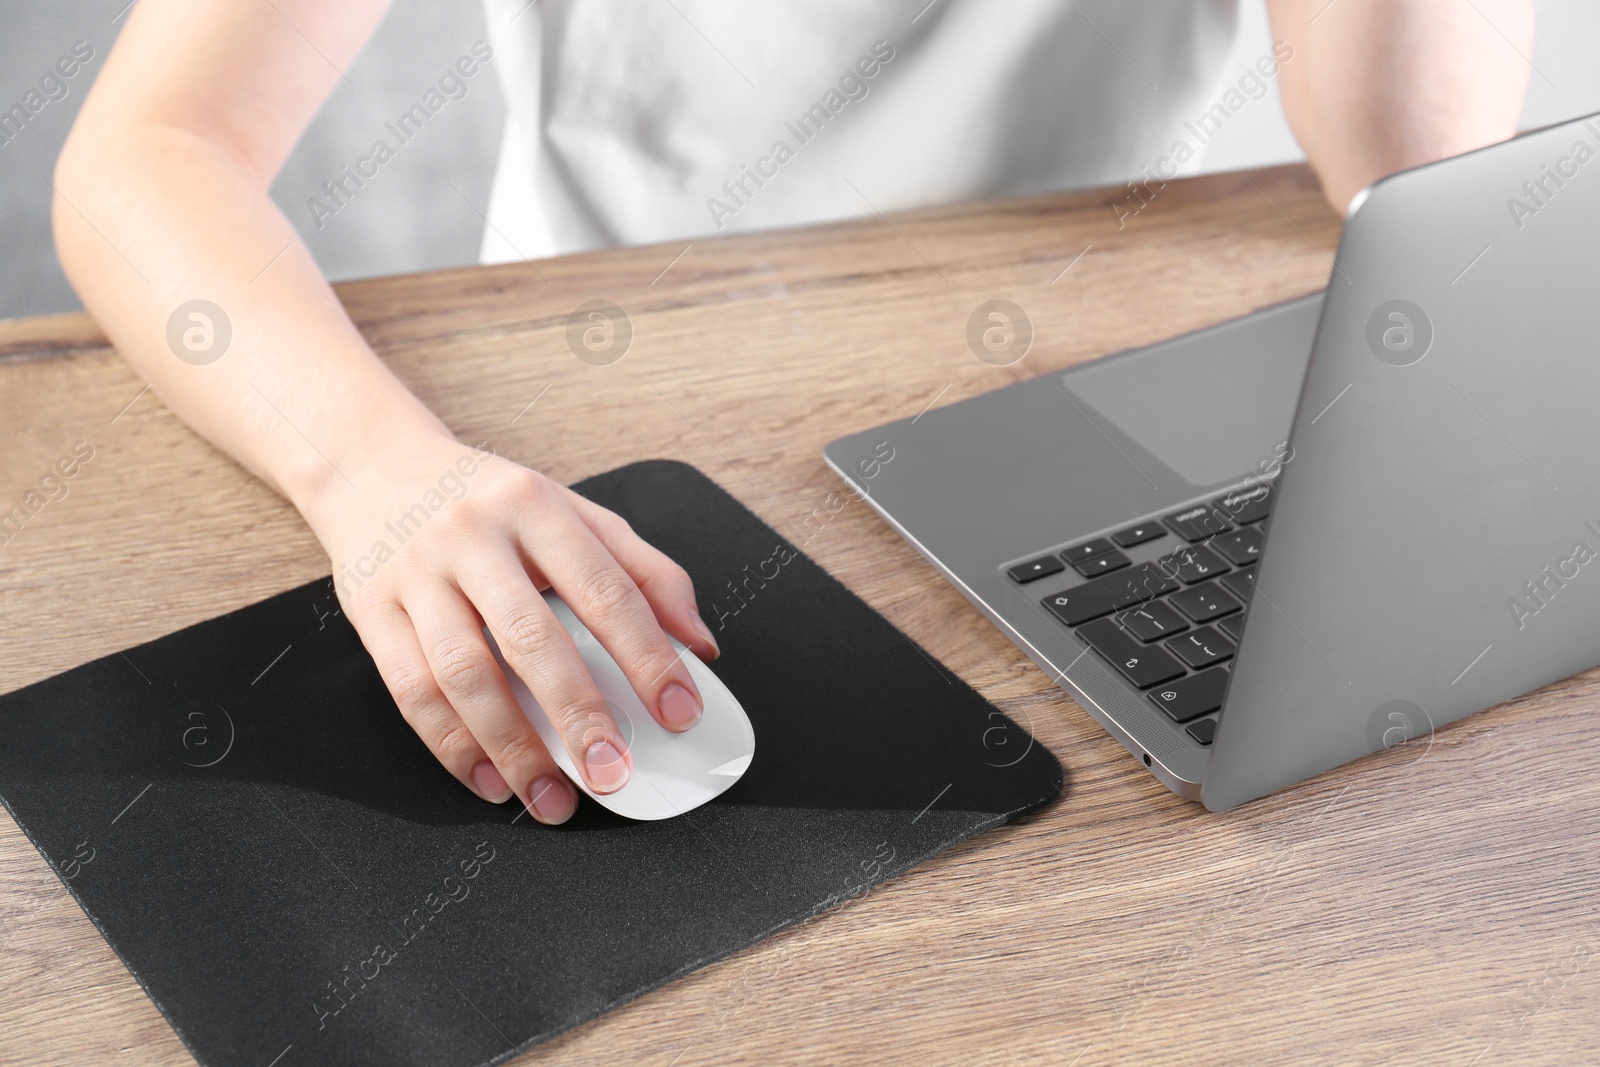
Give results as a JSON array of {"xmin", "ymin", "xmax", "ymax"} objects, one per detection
[{"xmin": 824, "ymin": 111, "xmax": 1600, "ymax": 811}]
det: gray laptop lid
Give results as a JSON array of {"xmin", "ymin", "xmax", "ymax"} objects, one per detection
[{"xmin": 1205, "ymin": 113, "xmax": 1600, "ymax": 810}]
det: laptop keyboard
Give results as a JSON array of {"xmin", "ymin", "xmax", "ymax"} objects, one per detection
[{"xmin": 1009, "ymin": 480, "xmax": 1274, "ymax": 748}]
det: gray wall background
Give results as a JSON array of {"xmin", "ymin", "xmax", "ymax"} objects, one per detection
[{"xmin": 2, "ymin": 0, "xmax": 1598, "ymax": 322}]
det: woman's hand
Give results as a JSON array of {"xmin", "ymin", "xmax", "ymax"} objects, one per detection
[
  {"xmin": 300, "ymin": 430, "xmax": 719, "ymax": 823},
  {"xmin": 52, "ymin": 0, "xmax": 718, "ymax": 825}
]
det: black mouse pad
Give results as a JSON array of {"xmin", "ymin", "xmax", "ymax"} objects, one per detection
[{"xmin": 0, "ymin": 459, "xmax": 1063, "ymax": 1067}]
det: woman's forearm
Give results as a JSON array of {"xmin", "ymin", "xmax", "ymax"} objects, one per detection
[
  {"xmin": 53, "ymin": 115, "xmax": 447, "ymax": 524},
  {"xmin": 1269, "ymin": 0, "xmax": 1533, "ymax": 211}
]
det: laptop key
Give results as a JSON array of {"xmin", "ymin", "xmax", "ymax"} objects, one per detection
[
  {"xmin": 1148, "ymin": 666, "xmax": 1229, "ymax": 722},
  {"xmin": 1158, "ymin": 544, "xmax": 1230, "ymax": 584},
  {"xmin": 1212, "ymin": 526, "xmax": 1265, "ymax": 567},
  {"xmin": 1111, "ymin": 521, "xmax": 1166, "ymax": 548},
  {"xmin": 1063, "ymin": 537, "xmax": 1117, "ymax": 563},
  {"xmin": 1212, "ymin": 483, "xmax": 1272, "ymax": 526},
  {"xmin": 1168, "ymin": 581, "xmax": 1242, "ymax": 623},
  {"xmin": 1073, "ymin": 549, "xmax": 1131, "ymax": 578},
  {"xmin": 1163, "ymin": 503, "xmax": 1232, "ymax": 542},
  {"xmin": 1186, "ymin": 717, "xmax": 1219, "ymax": 746},
  {"xmin": 1220, "ymin": 568, "xmax": 1256, "ymax": 603},
  {"xmin": 1008, "ymin": 555, "xmax": 1066, "ymax": 584},
  {"xmin": 1165, "ymin": 626, "xmax": 1236, "ymax": 669},
  {"xmin": 1112, "ymin": 600, "xmax": 1189, "ymax": 642},
  {"xmin": 1040, "ymin": 563, "xmax": 1180, "ymax": 627},
  {"xmin": 1217, "ymin": 613, "xmax": 1246, "ymax": 642},
  {"xmin": 1076, "ymin": 618, "xmax": 1186, "ymax": 690}
]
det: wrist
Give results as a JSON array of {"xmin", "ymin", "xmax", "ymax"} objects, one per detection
[{"xmin": 284, "ymin": 397, "xmax": 459, "ymax": 537}]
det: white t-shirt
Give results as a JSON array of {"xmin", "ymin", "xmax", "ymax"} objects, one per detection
[{"xmin": 479, "ymin": 0, "xmax": 1242, "ymax": 263}]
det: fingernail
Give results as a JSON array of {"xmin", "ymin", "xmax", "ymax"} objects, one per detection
[
  {"xmin": 584, "ymin": 740, "xmax": 631, "ymax": 793},
  {"xmin": 471, "ymin": 760, "xmax": 513, "ymax": 803},
  {"xmin": 526, "ymin": 775, "xmax": 576, "ymax": 824},
  {"xmin": 692, "ymin": 616, "xmax": 721, "ymax": 658},
  {"xmin": 659, "ymin": 682, "xmax": 702, "ymax": 731}
]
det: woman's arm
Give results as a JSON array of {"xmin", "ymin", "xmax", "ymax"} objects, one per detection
[
  {"xmin": 1269, "ymin": 0, "xmax": 1535, "ymax": 211},
  {"xmin": 55, "ymin": 0, "xmax": 718, "ymax": 822}
]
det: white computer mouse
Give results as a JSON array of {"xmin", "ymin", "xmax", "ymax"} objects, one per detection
[{"xmin": 483, "ymin": 592, "xmax": 755, "ymax": 820}]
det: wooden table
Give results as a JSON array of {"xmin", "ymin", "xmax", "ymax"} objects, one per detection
[{"xmin": 3, "ymin": 163, "xmax": 1597, "ymax": 1066}]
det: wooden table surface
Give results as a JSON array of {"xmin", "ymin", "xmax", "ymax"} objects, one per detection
[{"xmin": 3, "ymin": 163, "xmax": 1598, "ymax": 1066}]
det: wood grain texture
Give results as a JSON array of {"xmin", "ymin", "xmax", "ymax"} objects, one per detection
[{"xmin": 3, "ymin": 164, "xmax": 1598, "ymax": 1066}]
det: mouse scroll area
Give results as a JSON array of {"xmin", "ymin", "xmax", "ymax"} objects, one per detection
[{"xmin": 483, "ymin": 593, "xmax": 755, "ymax": 821}]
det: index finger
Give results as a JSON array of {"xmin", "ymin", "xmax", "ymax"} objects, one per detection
[{"xmin": 515, "ymin": 497, "xmax": 708, "ymax": 735}]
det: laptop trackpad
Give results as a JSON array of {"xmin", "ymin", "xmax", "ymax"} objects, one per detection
[{"xmin": 1060, "ymin": 298, "xmax": 1319, "ymax": 487}]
